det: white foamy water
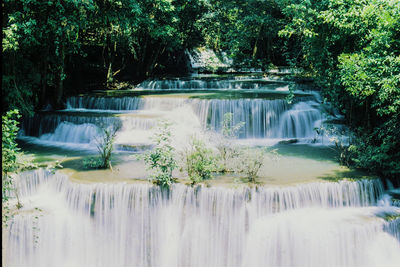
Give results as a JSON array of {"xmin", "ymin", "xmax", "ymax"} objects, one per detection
[
  {"xmin": 39, "ymin": 122, "xmax": 99, "ymax": 144},
  {"xmin": 19, "ymin": 75, "xmax": 336, "ymax": 150},
  {"xmin": 4, "ymin": 170, "xmax": 400, "ymax": 267},
  {"xmin": 278, "ymin": 101, "xmax": 323, "ymax": 138},
  {"xmin": 21, "ymin": 94, "xmax": 329, "ymax": 150}
]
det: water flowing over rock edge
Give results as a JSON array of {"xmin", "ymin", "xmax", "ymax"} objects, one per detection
[{"xmin": 4, "ymin": 169, "xmax": 400, "ymax": 267}]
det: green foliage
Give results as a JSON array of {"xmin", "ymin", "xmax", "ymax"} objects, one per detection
[
  {"xmin": 221, "ymin": 113, "xmax": 244, "ymax": 138},
  {"xmin": 316, "ymin": 121, "xmax": 400, "ymax": 178},
  {"xmin": 200, "ymin": 0, "xmax": 286, "ymax": 67},
  {"xmin": 45, "ymin": 159, "xmax": 64, "ymax": 174},
  {"xmin": 182, "ymin": 137, "xmax": 216, "ymax": 184},
  {"xmin": 234, "ymin": 148, "xmax": 265, "ymax": 183},
  {"xmin": 350, "ymin": 118, "xmax": 400, "ymax": 178},
  {"xmin": 2, "ymin": 109, "xmax": 21, "ymax": 176},
  {"xmin": 316, "ymin": 125, "xmax": 355, "ymax": 167},
  {"xmin": 95, "ymin": 122, "xmax": 121, "ymax": 169},
  {"xmin": 2, "ymin": 0, "xmax": 207, "ymax": 114},
  {"xmin": 83, "ymin": 122, "xmax": 121, "ymax": 170},
  {"xmin": 279, "ymin": 0, "xmax": 400, "ymax": 178},
  {"xmin": 2, "ymin": 110, "xmax": 24, "ymax": 225},
  {"xmin": 83, "ymin": 157, "xmax": 104, "ymax": 170},
  {"xmin": 143, "ymin": 120, "xmax": 177, "ymax": 187},
  {"xmin": 235, "ymin": 147, "xmax": 279, "ymax": 183},
  {"xmin": 2, "ymin": 0, "xmax": 94, "ymax": 112},
  {"xmin": 216, "ymin": 113, "xmax": 244, "ymax": 173},
  {"xmin": 338, "ymin": 3, "xmax": 400, "ymax": 118}
]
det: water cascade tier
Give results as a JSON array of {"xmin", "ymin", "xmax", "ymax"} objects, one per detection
[
  {"xmin": 19, "ymin": 76, "xmax": 332, "ymax": 149},
  {"xmin": 5, "ymin": 170, "xmax": 400, "ymax": 267}
]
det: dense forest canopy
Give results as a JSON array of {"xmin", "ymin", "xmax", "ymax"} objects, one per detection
[{"xmin": 2, "ymin": 0, "xmax": 400, "ymax": 178}]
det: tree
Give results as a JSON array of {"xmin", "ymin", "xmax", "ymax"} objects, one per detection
[
  {"xmin": 2, "ymin": 0, "xmax": 207, "ymax": 114},
  {"xmin": 3, "ymin": 0, "xmax": 94, "ymax": 111},
  {"xmin": 200, "ymin": 0, "xmax": 287, "ymax": 67}
]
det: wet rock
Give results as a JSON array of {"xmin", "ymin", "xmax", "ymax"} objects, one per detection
[{"xmin": 278, "ymin": 139, "xmax": 298, "ymax": 144}]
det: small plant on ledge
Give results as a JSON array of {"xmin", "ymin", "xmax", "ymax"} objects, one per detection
[
  {"xmin": 181, "ymin": 137, "xmax": 216, "ymax": 185},
  {"xmin": 143, "ymin": 120, "xmax": 177, "ymax": 187},
  {"xmin": 215, "ymin": 112, "xmax": 244, "ymax": 173},
  {"xmin": 234, "ymin": 148, "xmax": 279, "ymax": 184},
  {"xmin": 235, "ymin": 148, "xmax": 265, "ymax": 183},
  {"xmin": 83, "ymin": 122, "xmax": 121, "ymax": 170}
]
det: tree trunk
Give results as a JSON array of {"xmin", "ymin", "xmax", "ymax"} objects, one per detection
[
  {"xmin": 39, "ymin": 47, "xmax": 49, "ymax": 109},
  {"xmin": 252, "ymin": 25, "xmax": 263, "ymax": 60},
  {"xmin": 106, "ymin": 60, "xmax": 113, "ymax": 87},
  {"xmin": 366, "ymin": 98, "xmax": 371, "ymax": 130},
  {"xmin": 106, "ymin": 37, "xmax": 116, "ymax": 87},
  {"xmin": 54, "ymin": 43, "xmax": 65, "ymax": 109},
  {"xmin": 146, "ymin": 43, "xmax": 162, "ymax": 76},
  {"xmin": 138, "ymin": 35, "xmax": 149, "ymax": 79}
]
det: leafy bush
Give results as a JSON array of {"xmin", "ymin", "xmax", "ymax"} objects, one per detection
[
  {"xmin": 143, "ymin": 120, "xmax": 177, "ymax": 187},
  {"xmin": 182, "ymin": 137, "xmax": 216, "ymax": 184},
  {"xmin": 234, "ymin": 148, "xmax": 279, "ymax": 183},
  {"xmin": 314, "ymin": 125, "xmax": 355, "ymax": 167},
  {"xmin": 83, "ymin": 157, "xmax": 104, "ymax": 170},
  {"xmin": 350, "ymin": 118, "xmax": 400, "ymax": 178},
  {"xmin": 2, "ymin": 110, "xmax": 21, "ymax": 176},
  {"xmin": 235, "ymin": 148, "xmax": 265, "ymax": 183},
  {"xmin": 94, "ymin": 122, "xmax": 121, "ymax": 169},
  {"xmin": 314, "ymin": 122, "xmax": 400, "ymax": 179},
  {"xmin": 215, "ymin": 113, "xmax": 244, "ymax": 173}
]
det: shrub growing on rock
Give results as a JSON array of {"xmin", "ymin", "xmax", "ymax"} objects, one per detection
[
  {"xmin": 182, "ymin": 137, "xmax": 216, "ymax": 184},
  {"xmin": 215, "ymin": 113, "xmax": 244, "ymax": 173},
  {"xmin": 143, "ymin": 120, "xmax": 177, "ymax": 187}
]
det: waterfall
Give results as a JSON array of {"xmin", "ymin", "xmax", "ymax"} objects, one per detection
[
  {"xmin": 191, "ymin": 98, "xmax": 322, "ymax": 138},
  {"xmin": 4, "ymin": 170, "xmax": 400, "ymax": 267},
  {"xmin": 39, "ymin": 122, "xmax": 99, "ymax": 144},
  {"xmin": 18, "ymin": 122, "xmax": 101, "ymax": 150},
  {"xmin": 66, "ymin": 96, "xmax": 143, "ymax": 111},
  {"xmin": 278, "ymin": 101, "xmax": 323, "ymax": 138},
  {"xmin": 186, "ymin": 48, "xmax": 231, "ymax": 70},
  {"xmin": 136, "ymin": 79, "xmax": 287, "ymax": 90},
  {"xmin": 21, "ymin": 94, "xmax": 325, "ymax": 147},
  {"xmin": 17, "ymin": 75, "xmax": 331, "ymax": 148},
  {"xmin": 21, "ymin": 113, "xmax": 121, "ymax": 137}
]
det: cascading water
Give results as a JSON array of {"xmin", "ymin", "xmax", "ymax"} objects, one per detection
[
  {"xmin": 136, "ymin": 78, "xmax": 288, "ymax": 90},
  {"xmin": 191, "ymin": 98, "xmax": 322, "ymax": 138},
  {"xmin": 4, "ymin": 170, "xmax": 400, "ymax": 267},
  {"xmin": 9, "ymin": 75, "xmax": 399, "ymax": 266},
  {"xmin": 21, "ymin": 113, "xmax": 121, "ymax": 137},
  {"xmin": 20, "ymin": 77, "xmax": 328, "ymax": 147},
  {"xmin": 39, "ymin": 122, "xmax": 99, "ymax": 144},
  {"xmin": 66, "ymin": 96, "xmax": 143, "ymax": 111},
  {"xmin": 278, "ymin": 101, "xmax": 323, "ymax": 138}
]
